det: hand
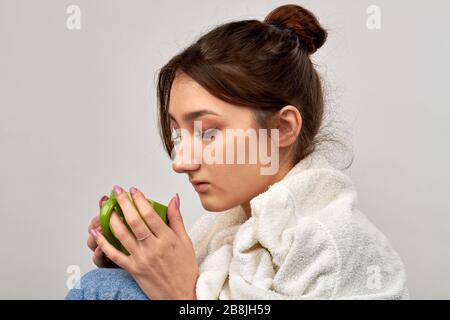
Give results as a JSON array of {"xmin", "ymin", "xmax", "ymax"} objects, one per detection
[
  {"xmin": 87, "ymin": 196, "xmax": 119, "ymax": 268},
  {"xmin": 90, "ymin": 186, "xmax": 199, "ymax": 300}
]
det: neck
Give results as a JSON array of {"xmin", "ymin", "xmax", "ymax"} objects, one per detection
[
  {"xmin": 241, "ymin": 202, "xmax": 252, "ymax": 218},
  {"xmin": 241, "ymin": 158, "xmax": 295, "ymax": 219}
]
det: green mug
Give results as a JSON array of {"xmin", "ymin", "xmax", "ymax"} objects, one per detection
[{"xmin": 99, "ymin": 189, "xmax": 168, "ymax": 255}]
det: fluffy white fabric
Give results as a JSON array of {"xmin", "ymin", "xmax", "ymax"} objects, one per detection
[{"xmin": 188, "ymin": 152, "xmax": 409, "ymax": 299}]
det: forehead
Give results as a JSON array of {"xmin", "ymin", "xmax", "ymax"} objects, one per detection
[
  {"xmin": 167, "ymin": 73, "xmax": 257, "ymax": 129},
  {"xmin": 168, "ymin": 74, "xmax": 223, "ymax": 115}
]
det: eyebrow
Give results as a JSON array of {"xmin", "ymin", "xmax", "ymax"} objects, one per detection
[{"xmin": 169, "ymin": 109, "xmax": 220, "ymax": 122}]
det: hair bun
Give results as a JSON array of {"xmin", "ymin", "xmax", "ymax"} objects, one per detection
[{"xmin": 264, "ymin": 4, "xmax": 327, "ymax": 55}]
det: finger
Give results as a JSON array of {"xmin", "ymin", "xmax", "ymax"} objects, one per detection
[
  {"xmin": 113, "ymin": 185, "xmax": 152, "ymax": 240},
  {"xmin": 91, "ymin": 196, "xmax": 109, "ymax": 231},
  {"xmin": 88, "ymin": 194, "xmax": 108, "ymax": 233},
  {"xmin": 87, "ymin": 225, "xmax": 103, "ymax": 251},
  {"xmin": 94, "ymin": 246, "xmax": 103, "ymax": 257},
  {"xmin": 92, "ymin": 247, "xmax": 105, "ymax": 267},
  {"xmin": 88, "ymin": 216, "xmax": 100, "ymax": 233},
  {"xmin": 166, "ymin": 193, "xmax": 189, "ymax": 241},
  {"xmin": 129, "ymin": 186, "xmax": 169, "ymax": 238},
  {"xmin": 93, "ymin": 247, "xmax": 112, "ymax": 268},
  {"xmin": 110, "ymin": 211, "xmax": 139, "ymax": 253},
  {"xmin": 87, "ymin": 234, "xmax": 98, "ymax": 251},
  {"xmin": 93, "ymin": 247, "xmax": 118, "ymax": 268},
  {"xmin": 92, "ymin": 229, "xmax": 130, "ymax": 270},
  {"xmin": 99, "ymin": 195, "xmax": 109, "ymax": 208}
]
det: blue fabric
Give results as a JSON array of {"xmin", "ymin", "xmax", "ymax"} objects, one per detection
[{"xmin": 65, "ymin": 268, "xmax": 150, "ymax": 300}]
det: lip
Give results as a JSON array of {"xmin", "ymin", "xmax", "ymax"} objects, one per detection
[{"xmin": 191, "ymin": 182, "xmax": 210, "ymax": 193}]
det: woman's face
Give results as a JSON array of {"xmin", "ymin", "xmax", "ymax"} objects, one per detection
[{"xmin": 168, "ymin": 73, "xmax": 291, "ymax": 216}]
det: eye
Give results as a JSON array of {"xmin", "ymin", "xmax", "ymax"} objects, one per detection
[
  {"xmin": 171, "ymin": 128, "xmax": 182, "ymax": 144},
  {"xmin": 197, "ymin": 128, "xmax": 219, "ymax": 141}
]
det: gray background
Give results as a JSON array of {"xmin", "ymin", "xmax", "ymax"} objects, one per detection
[{"xmin": 0, "ymin": 0, "xmax": 449, "ymax": 299}]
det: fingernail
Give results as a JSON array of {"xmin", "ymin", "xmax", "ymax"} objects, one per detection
[
  {"xmin": 99, "ymin": 195, "xmax": 108, "ymax": 207},
  {"xmin": 113, "ymin": 185, "xmax": 123, "ymax": 195},
  {"xmin": 175, "ymin": 193, "xmax": 180, "ymax": 209},
  {"xmin": 130, "ymin": 186, "xmax": 138, "ymax": 195},
  {"xmin": 90, "ymin": 228, "xmax": 99, "ymax": 238}
]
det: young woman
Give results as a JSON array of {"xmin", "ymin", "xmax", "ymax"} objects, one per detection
[{"xmin": 66, "ymin": 4, "xmax": 409, "ymax": 300}]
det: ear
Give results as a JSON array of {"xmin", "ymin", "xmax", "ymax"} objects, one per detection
[{"xmin": 275, "ymin": 105, "xmax": 302, "ymax": 148}]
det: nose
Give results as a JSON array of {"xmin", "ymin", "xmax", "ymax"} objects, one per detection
[{"xmin": 171, "ymin": 137, "xmax": 202, "ymax": 173}]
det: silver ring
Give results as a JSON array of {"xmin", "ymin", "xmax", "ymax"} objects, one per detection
[{"xmin": 137, "ymin": 233, "xmax": 152, "ymax": 241}]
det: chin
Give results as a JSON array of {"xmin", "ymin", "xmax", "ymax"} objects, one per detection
[{"xmin": 199, "ymin": 196, "xmax": 233, "ymax": 212}]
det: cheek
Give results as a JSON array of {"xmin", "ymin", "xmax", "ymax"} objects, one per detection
[
  {"xmin": 210, "ymin": 163, "xmax": 268, "ymax": 204},
  {"xmin": 210, "ymin": 132, "xmax": 263, "ymax": 188},
  {"xmin": 198, "ymin": 127, "xmax": 274, "ymax": 211}
]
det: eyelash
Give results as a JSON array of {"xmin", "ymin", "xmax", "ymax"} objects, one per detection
[
  {"xmin": 171, "ymin": 128, "xmax": 219, "ymax": 143},
  {"xmin": 197, "ymin": 128, "xmax": 219, "ymax": 141}
]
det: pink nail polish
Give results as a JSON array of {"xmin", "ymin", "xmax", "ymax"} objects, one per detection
[
  {"xmin": 175, "ymin": 193, "xmax": 180, "ymax": 209},
  {"xmin": 99, "ymin": 195, "xmax": 108, "ymax": 207},
  {"xmin": 113, "ymin": 185, "xmax": 123, "ymax": 195},
  {"xmin": 90, "ymin": 228, "xmax": 99, "ymax": 238},
  {"xmin": 130, "ymin": 187, "xmax": 137, "ymax": 195}
]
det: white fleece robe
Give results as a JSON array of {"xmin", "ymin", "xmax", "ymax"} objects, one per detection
[{"xmin": 187, "ymin": 152, "xmax": 409, "ymax": 300}]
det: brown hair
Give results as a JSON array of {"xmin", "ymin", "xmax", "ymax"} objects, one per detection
[{"xmin": 157, "ymin": 4, "xmax": 348, "ymax": 166}]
